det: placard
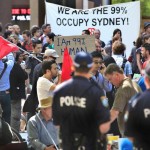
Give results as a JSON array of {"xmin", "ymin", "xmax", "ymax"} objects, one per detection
[{"xmin": 54, "ymin": 35, "xmax": 95, "ymax": 63}]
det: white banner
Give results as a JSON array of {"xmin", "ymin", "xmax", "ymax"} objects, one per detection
[{"xmin": 45, "ymin": 1, "xmax": 140, "ymax": 57}]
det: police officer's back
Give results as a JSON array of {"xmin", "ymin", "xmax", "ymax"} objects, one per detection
[
  {"xmin": 125, "ymin": 64, "xmax": 150, "ymax": 150},
  {"xmin": 52, "ymin": 52, "xmax": 110, "ymax": 150}
]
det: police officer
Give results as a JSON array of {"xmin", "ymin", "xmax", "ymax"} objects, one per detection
[
  {"xmin": 124, "ymin": 63, "xmax": 150, "ymax": 149},
  {"xmin": 52, "ymin": 52, "xmax": 110, "ymax": 150}
]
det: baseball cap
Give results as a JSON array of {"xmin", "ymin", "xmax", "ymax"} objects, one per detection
[
  {"xmin": 74, "ymin": 52, "xmax": 93, "ymax": 68},
  {"xmin": 144, "ymin": 22, "xmax": 150, "ymax": 29},
  {"xmin": 44, "ymin": 49, "xmax": 59, "ymax": 58}
]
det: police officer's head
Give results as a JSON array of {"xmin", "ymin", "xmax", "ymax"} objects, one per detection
[{"xmin": 73, "ymin": 52, "xmax": 93, "ymax": 73}]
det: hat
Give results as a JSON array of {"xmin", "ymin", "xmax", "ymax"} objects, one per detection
[
  {"xmin": 74, "ymin": 52, "xmax": 93, "ymax": 68},
  {"xmin": 44, "ymin": 49, "xmax": 59, "ymax": 58},
  {"xmin": 144, "ymin": 22, "xmax": 150, "ymax": 29},
  {"xmin": 37, "ymin": 97, "xmax": 53, "ymax": 110}
]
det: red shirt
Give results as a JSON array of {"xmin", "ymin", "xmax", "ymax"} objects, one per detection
[{"xmin": 22, "ymin": 41, "xmax": 33, "ymax": 51}]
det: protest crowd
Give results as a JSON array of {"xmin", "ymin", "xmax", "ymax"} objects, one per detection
[{"xmin": 0, "ymin": 20, "xmax": 150, "ymax": 150}]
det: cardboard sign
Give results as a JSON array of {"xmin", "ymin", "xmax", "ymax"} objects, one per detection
[{"xmin": 54, "ymin": 35, "xmax": 95, "ymax": 63}]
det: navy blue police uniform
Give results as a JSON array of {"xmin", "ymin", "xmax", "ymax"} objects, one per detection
[
  {"xmin": 124, "ymin": 90, "xmax": 150, "ymax": 150},
  {"xmin": 52, "ymin": 52, "xmax": 110, "ymax": 150}
]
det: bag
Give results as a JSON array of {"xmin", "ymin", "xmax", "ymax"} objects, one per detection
[
  {"xmin": 0, "ymin": 118, "xmax": 12, "ymax": 145},
  {"xmin": 23, "ymin": 94, "xmax": 38, "ymax": 113}
]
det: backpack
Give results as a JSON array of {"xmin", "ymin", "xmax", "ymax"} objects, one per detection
[{"xmin": 0, "ymin": 118, "xmax": 12, "ymax": 145}]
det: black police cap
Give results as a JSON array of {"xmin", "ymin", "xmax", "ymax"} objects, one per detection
[{"xmin": 74, "ymin": 52, "xmax": 93, "ymax": 68}]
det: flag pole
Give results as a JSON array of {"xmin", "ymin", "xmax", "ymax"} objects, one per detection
[
  {"xmin": 0, "ymin": 36, "xmax": 42, "ymax": 63},
  {"xmin": 36, "ymin": 113, "xmax": 59, "ymax": 150}
]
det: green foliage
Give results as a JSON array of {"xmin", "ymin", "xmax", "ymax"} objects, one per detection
[{"xmin": 112, "ymin": 0, "xmax": 150, "ymax": 17}]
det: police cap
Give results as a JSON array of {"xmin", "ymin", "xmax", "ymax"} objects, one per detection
[{"xmin": 74, "ymin": 52, "xmax": 93, "ymax": 68}]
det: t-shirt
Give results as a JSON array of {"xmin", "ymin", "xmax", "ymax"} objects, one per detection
[
  {"xmin": 22, "ymin": 41, "xmax": 33, "ymax": 51},
  {"xmin": 37, "ymin": 76, "xmax": 54, "ymax": 101},
  {"xmin": 112, "ymin": 54, "xmax": 132, "ymax": 76},
  {"xmin": 143, "ymin": 60, "xmax": 150, "ymax": 69},
  {"xmin": 53, "ymin": 76, "xmax": 110, "ymax": 150},
  {"xmin": 42, "ymin": 43, "xmax": 54, "ymax": 53},
  {"xmin": 125, "ymin": 90, "xmax": 150, "ymax": 149},
  {"xmin": 112, "ymin": 77, "xmax": 141, "ymax": 136}
]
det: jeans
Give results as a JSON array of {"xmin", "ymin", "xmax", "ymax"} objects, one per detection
[
  {"xmin": 11, "ymin": 100, "xmax": 21, "ymax": 132},
  {"xmin": 0, "ymin": 91, "xmax": 11, "ymax": 124}
]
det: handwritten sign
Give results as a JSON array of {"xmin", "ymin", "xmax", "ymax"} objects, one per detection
[{"xmin": 54, "ymin": 35, "xmax": 95, "ymax": 63}]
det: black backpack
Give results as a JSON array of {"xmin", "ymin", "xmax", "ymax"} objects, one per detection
[{"xmin": 0, "ymin": 118, "xmax": 12, "ymax": 145}]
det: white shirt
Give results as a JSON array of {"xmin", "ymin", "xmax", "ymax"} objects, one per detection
[
  {"xmin": 112, "ymin": 54, "xmax": 124, "ymax": 67},
  {"xmin": 37, "ymin": 76, "xmax": 54, "ymax": 101},
  {"xmin": 112, "ymin": 54, "xmax": 132, "ymax": 76}
]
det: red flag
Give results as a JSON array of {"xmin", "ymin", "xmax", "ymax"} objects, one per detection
[
  {"xmin": 0, "ymin": 36, "xmax": 19, "ymax": 59},
  {"xmin": 61, "ymin": 47, "xmax": 73, "ymax": 82}
]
